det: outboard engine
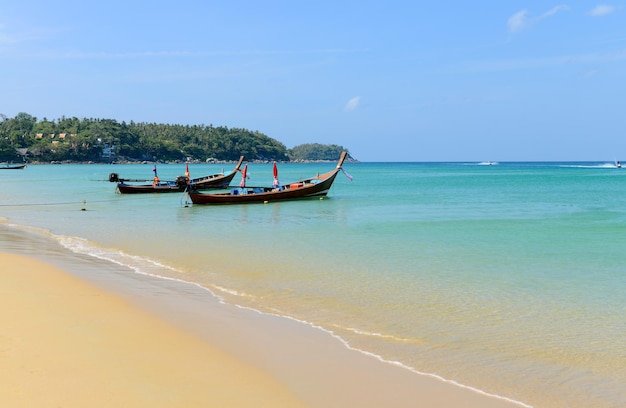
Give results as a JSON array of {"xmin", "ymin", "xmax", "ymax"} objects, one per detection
[
  {"xmin": 175, "ymin": 176, "xmax": 189, "ymax": 188},
  {"xmin": 109, "ymin": 172, "xmax": 119, "ymax": 182}
]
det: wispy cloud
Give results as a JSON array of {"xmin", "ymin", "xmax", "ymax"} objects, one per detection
[
  {"xmin": 508, "ymin": 5, "xmax": 570, "ymax": 32},
  {"xmin": 588, "ymin": 5, "xmax": 616, "ymax": 16},
  {"xmin": 0, "ymin": 20, "xmax": 64, "ymax": 48},
  {"xmin": 507, "ymin": 11, "xmax": 529, "ymax": 33},
  {"xmin": 0, "ymin": 22, "xmax": 19, "ymax": 45},
  {"xmin": 582, "ymin": 69, "xmax": 599, "ymax": 78},
  {"xmin": 344, "ymin": 96, "xmax": 360, "ymax": 112},
  {"xmin": 3, "ymin": 47, "xmax": 360, "ymax": 60},
  {"xmin": 451, "ymin": 49, "xmax": 626, "ymax": 73},
  {"xmin": 542, "ymin": 5, "xmax": 571, "ymax": 18}
]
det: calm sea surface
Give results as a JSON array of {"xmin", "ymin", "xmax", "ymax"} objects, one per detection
[{"xmin": 1, "ymin": 161, "xmax": 625, "ymax": 408}]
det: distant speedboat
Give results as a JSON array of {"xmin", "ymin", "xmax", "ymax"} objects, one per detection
[{"xmin": 478, "ymin": 161, "xmax": 498, "ymax": 166}]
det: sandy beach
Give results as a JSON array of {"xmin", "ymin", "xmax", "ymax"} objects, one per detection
[{"xmin": 1, "ymin": 251, "xmax": 527, "ymax": 408}]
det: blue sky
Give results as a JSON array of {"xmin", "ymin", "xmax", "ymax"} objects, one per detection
[{"xmin": 1, "ymin": 1, "xmax": 625, "ymax": 161}]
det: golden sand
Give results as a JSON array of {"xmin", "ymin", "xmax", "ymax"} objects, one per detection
[
  {"xmin": 0, "ymin": 253, "xmax": 307, "ymax": 407},
  {"xmin": 0, "ymin": 252, "xmax": 526, "ymax": 407}
]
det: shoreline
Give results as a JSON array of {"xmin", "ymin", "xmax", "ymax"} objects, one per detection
[
  {"xmin": 1, "ymin": 252, "xmax": 307, "ymax": 407},
  {"xmin": 0, "ymin": 240, "xmax": 528, "ymax": 407}
]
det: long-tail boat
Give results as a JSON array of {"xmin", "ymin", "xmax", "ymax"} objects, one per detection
[
  {"xmin": 186, "ymin": 152, "xmax": 349, "ymax": 205},
  {"xmin": 112, "ymin": 156, "xmax": 244, "ymax": 194},
  {"xmin": 1, "ymin": 162, "xmax": 27, "ymax": 169}
]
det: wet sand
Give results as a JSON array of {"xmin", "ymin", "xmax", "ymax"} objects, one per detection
[{"xmin": 0, "ymin": 251, "xmax": 528, "ymax": 408}]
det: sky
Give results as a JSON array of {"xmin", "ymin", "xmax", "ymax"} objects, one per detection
[{"xmin": 1, "ymin": 1, "xmax": 625, "ymax": 161}]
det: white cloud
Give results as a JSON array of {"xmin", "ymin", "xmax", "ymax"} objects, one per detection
[
  {"xmin": 508, "ymin": 5, "xmax": 570, "ymax": 32},
  {"xmin": 507, "ymin": 10, "xmax": 528, "ymax": 32},
  {"xmin": 541, "ymin": 5, "xmax": 570, "ymax": 18},
  {"xmin": 588, "ymin": 5, "xmax": 615, "ymax": 16},
  {"xmin": 344, "ymin": 96, "xmax": 360, "ymax": 112}
]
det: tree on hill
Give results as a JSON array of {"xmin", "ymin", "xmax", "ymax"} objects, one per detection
[
  {"xmin": 288, "ymin": 143, "xmax": 352, "ymax": 161},
  {"xmin": 0, "ymin": 113, "xmax": 354, "ymax": 163}
]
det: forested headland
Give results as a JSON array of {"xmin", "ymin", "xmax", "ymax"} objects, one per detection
[{"xmin": 0, "ymin": 113, "xmax": 354, "ymax": 163}]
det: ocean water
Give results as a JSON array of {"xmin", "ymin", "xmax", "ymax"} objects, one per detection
[{"xmin": 1, "ymin": 161, "xmax": 625, "ymax": 408}]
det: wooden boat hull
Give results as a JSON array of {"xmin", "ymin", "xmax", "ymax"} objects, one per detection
[
  {"xmin": 117, "ymin": 182, "xmax": 191, "ymax": 194},
  {"xmin": 115, "ymin": 157, "xmax": 244, "ymax": 194},
  {"xmin": 188, "ymin": 173, "xmax": 339, "ymax": 204},
  {"xmin": 187, "ymin": 152, "xmax": 348, "ymax": 205},
  {"xmin": 117, "ymin": 172, "xmax": 237, "ymax": 194}
]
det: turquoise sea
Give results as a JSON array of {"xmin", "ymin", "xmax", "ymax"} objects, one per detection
[{"xmin": 1, "ymin": 160, "xmax": 625, "ymax": 408}]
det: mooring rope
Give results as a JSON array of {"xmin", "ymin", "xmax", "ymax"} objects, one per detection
[{"xmin": 0, "ymin": 196, "xmax": 147, "ymax": 207}]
